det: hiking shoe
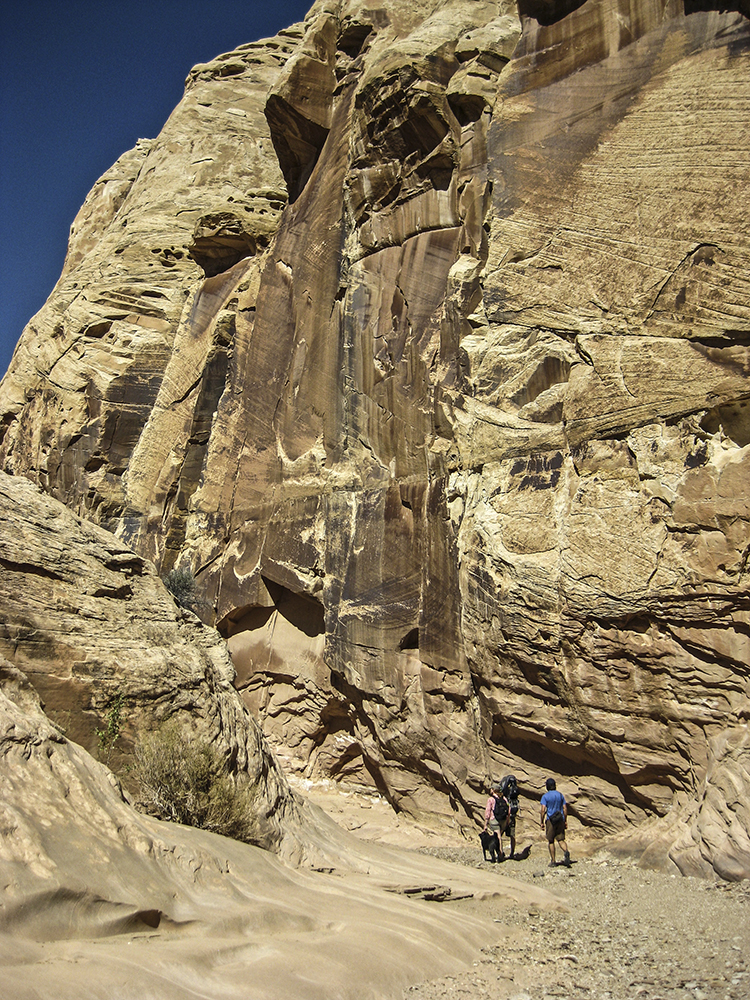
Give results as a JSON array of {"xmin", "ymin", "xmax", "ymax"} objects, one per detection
[
  {"xmin": 548, "ymin": 861, "xmax": 557, "ymax": 867},
  {"xmin": 563, "ymin": 850, "xmax": 571, "ymax": 865}
]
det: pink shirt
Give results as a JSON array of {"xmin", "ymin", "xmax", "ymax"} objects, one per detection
[
  {"xmin": 485, "ymin": 795, "xmax": 497, "ymax": 825},
  {"xmin": 485, "ymin": 793, "xmax": 509, "ymax": 829}
]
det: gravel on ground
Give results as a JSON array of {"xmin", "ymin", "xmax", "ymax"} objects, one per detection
[{"xmin": 404, "ymin": 843, "xmax": 750, "ymax": 1000}]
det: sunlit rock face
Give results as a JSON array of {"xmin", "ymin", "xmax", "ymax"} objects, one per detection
[{"xmin": 1, "ymin": 0, "xmax": 749, "ymax": 877}]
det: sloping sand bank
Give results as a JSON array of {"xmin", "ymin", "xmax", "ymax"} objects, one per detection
[{"xmin": 0, "ymin": 665, "xmax": 561, "ymax": 1000}]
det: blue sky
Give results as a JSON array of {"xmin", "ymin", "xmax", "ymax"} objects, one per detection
[{"xmin": 0, "ymin": 0, "xmax": 312, "ymax": 377}]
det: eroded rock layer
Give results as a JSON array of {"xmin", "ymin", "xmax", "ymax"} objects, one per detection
[
  {"xmin": 0, "ymin": 471, "xmax": 296, "ymax": 853},
  {"xmin": 1, "ymin": 0, "xmax": 749, "ymax": 877}
]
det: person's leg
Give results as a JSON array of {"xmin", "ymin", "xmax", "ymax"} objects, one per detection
[
  {"xmin": 488, "ymin": 825, "xmax": 500, "ymax": 862},
  {"xmin": 555, "ymin": 827, "xmax": 570, "ymax": 864},
  {"xmin": 560, "ymin": 835, "xmax": 570, "ymax": 864},
  {"xmin": 545, "ymin": 819, "xmax": 556, "ymax": 864}
]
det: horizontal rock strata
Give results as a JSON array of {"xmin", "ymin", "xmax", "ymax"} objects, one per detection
[
  {"xmin": 1, "ymin": 0, "xmax": 749, "ymax": 877},
  {"xmin": 0, "ymin": 471, "xmax": 297, "ymax": 852}
]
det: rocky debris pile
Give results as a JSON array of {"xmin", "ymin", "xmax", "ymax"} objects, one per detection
[{"xmin": 409, "ymin": 845, "xmax": 750, "ymax": 1000}]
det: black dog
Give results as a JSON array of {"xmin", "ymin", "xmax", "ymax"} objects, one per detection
[{"xmin": 480, "ymin": 830, "xmax": 501, "ymax": 863}]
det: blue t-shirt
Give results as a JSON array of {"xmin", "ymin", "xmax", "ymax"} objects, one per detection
[{"xmin": 542, "ymin": 789, "xmax": 566, "ymax": 821}]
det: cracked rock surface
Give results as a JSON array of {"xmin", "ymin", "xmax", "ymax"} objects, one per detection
[{"xmin": 0, "ymin": 0, "xmax": 749, "ymax": 877}]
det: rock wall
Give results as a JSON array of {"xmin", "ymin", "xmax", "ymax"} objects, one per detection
[
  {"xmin": 1, "ymin": 0, "xmax": 749, "ymax": 875},
  {"xmin": 0, "ymin": 471, "xmax": 297, "ymax": 853}
]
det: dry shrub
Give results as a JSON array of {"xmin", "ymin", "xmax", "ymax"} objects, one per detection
[
  {"xmin": 163, "ymin": 567, "xmax": 198, "ymax": 609},
  {"xmin": 133, "ymin": 721, "xmax": 260, "ymax": 843},
  {"xmin": 162, "ymin": 566, "xmax": 213, "ymax": 623}
]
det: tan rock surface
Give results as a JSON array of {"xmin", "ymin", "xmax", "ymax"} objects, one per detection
[
  {"xmin": 1, "ymin": 0, "xmax": 749, "ymax": 878},
  {"xmin": 0, "ymin": 662, "xmax": 561, "ymax": 1000},
  {"xmin": 0, "ymin": 470, "xmax": 298, "ymax": 853}
]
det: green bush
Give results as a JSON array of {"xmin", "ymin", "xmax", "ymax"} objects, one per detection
[
  {"xmin": 162, "ymin": 566, "xmax": 198, "ymax": 609},
  {"xmin": 133, "ymin": 721, "xmax": 260, "ymax": 842},
  {"xmin": 95, "ymin": 690, "xmax": 125, "ymax": 765}
]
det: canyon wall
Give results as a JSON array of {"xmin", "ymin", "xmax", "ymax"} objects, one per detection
[
  {"xmin": 1, "ymin": 0, "xmax": 748, "ymax": 876},
  {"xmin": 0, "ymin": 471, "xmax": 301, "ymax": 854}
]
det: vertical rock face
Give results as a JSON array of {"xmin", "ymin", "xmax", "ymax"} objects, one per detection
[{"xmin": 1, "ymin": 0, "xmax": 749, "ymax": 876}]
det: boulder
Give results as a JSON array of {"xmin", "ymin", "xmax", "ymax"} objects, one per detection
[{"xmin": 0, "ymin": 471, "xmax": 296, "ymax": 853}]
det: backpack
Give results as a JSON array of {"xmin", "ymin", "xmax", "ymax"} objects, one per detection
[
  {"xmin": 492, "ymin": 793, "xmax": 509, "ymax": 826},
  {"xmin": 500, "ymin": 775, "xmax": 519, "ymax": 817}
]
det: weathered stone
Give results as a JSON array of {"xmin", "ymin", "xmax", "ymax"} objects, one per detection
[
  {"xmin": 607, "ymin": 719, "xmax": 750, "ymax": 880},
  {"xmin": 0, "ymin": 471, "xmax": 297, "ymax": 852},
  {"xmin": 1, "ymin": 659, "xmax": 544, "ymax": 999},
  {"xmin": 673, "ymin": 722, "xmax": 750, "ymax": 881},
  {"xmin": 1, "ymin": 1, "xmax": 749, "ymax": 877}
]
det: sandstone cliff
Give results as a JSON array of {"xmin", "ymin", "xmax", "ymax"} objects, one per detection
[
  {"xmin": 0, "ymin": 471, "xmax": 297, "ymax": 853},
  {"xmin": 1, "ymin": 0, "xmax": 749, "ymax": 878}
]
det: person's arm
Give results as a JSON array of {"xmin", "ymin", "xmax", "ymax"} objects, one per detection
[
  {"xmin": 540, "ymin": 800, "xmax": 546, "ymax": 829},
  {"xmin": 483, "ymin": 797, "xmax": 492, "ymax": 830},
  {"xmin": 563, "ymin": 798, "xmax": 568, "ymax": 824}
]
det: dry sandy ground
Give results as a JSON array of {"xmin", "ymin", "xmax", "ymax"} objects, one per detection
[
  {"xmin": 2, "ymin": 757, "xmax": 748, "ymax": 1000},
  {"xmin": 297, "ymin": 781, "xmax": 750, "ymax": 1000},
  {"xmin": 409, "ymin": 847, "xmax": 750, "ymax": 1000},
  {"xmin": 2, "ymin": 674, "xmax": 564, "ymax": 1000}
]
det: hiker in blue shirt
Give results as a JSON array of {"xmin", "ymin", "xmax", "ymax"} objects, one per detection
[{"xmin": 540, "ymin": 777, "xmax": 571, "ymax": 867}]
